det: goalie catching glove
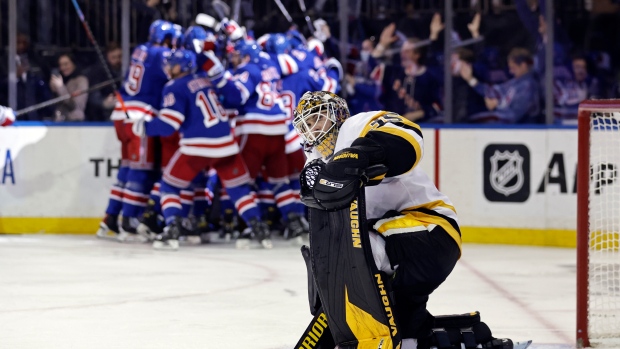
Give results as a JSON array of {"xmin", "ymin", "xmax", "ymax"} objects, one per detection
[{"xmin": 301, "ymin": 137, "xmax": 388, "ymax": 211}]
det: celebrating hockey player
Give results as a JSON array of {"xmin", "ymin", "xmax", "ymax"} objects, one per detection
[
  {"xmin": 132, "ymin": 49, "xmax": 271, "ymax": 250},
  {"xmin": 293, "ymin": 91, "xmax": 461, "ymax": 348},
  {"xmin": 203, "ymin": 38, "xmax": 309, "ymax": 243},
  {"xmin": 96, "ymin": 20, "xmax": 174, "ymax": 241}
]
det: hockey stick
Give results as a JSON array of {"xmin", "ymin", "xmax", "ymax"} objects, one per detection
[
  {"xmin": 232, "ymin": 0, "xmax": 242, "ymax": 23},
  {"xmin": 297, "ymin": 0, "xmax": 315, "ymax": 34},
  {"xmin": 273, "ymin": 0, "xmax": 294, "ymax": 25},
  {"xmin": 70, "ymin": 0, "xmax": 130, "ymax": 119},
  {"xmin": 211, "ymin": 0, "xmax": 231, "ymax": 21},
  {"xmin": 15, "ymin": 77, "xmax": 122, "ymax": 117}
]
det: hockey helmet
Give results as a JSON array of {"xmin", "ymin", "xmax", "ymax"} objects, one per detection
[
  {"xmin": 234, "ymin": 39, "xmax": 261, "ymax": 63},
  {"xmin": 165, "ymin": 49, "xmax": 196, "ymax": 74},
  {"xmin": 171, "ymin": 24, "xmax": 185, "ymax": 49},
  {"xmin": 149, "ymin": 20, "xmax": 175, "ymax": 45},
  {"xmin": 293, "ymin": 91, "xmax": 350, "ymax": 159},
  {"xmin": 183, "ymin": 25, "xmax": 218, "ymax": 53},
  {"xmin": 264, "ymin": 33, "xmax": 290, "ymax": 54},
  {"xmin": 286, "ymin": 29, "xmax": 307, "ymax": 49}
]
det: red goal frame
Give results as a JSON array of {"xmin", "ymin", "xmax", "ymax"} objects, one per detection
[{"xmin": 576, "ymin": 99, "xmax": 620, "ymax": 348}]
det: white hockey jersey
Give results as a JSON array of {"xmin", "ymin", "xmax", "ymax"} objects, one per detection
[{"xmin": 306, "ymin": 110, "xmax": 462, "ymax": 257}]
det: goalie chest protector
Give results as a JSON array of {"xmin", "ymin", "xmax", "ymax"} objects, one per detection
[{"xmin": 308, "ymin": 189, "xmax": 402, "ymax": 349}]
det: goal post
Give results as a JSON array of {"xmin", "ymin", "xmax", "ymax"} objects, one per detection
[{"xmin": 577, "ymin": 99, "xmax": 620, "ymax": 348}]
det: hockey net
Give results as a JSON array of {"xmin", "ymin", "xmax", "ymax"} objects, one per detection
[{"xmin": 577, "ymin": 100, "xmax": 620, "ymax": 348}]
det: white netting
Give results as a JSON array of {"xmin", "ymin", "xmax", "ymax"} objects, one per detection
[{"xmin": 588, "ymin": 111, "xmax": 620, "ymax": 347}]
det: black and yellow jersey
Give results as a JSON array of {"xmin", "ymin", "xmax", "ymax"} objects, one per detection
[{"xmin": 307, "ymin": 110, "xmax": 462, "ymax": 253}]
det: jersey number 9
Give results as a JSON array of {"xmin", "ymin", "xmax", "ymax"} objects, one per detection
[{"xmin": 125, "ymin": 63, "xmax": 145, "ymax": 96}]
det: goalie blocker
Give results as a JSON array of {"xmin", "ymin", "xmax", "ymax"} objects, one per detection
[{"xmin": 295, "ymin": 168, "xmax": 529, "ymax": 349}]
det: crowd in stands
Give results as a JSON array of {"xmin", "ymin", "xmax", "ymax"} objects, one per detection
[{"xmin": 2, "ymin": 0, "xmax": 620, "ymax": 124}]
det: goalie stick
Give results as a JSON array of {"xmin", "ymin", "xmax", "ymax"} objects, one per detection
[{"xmin": 70, "ymin": 0, "xmax": 130, "ymax": 119}]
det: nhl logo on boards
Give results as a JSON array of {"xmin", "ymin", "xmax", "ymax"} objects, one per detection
[
  {"xmin": 490, "ymin": 151, "xmax": 524, "ymax": 195},
  {"xmin": 483, "ymin": 144, "xmax": 530, "ymax": 202}
]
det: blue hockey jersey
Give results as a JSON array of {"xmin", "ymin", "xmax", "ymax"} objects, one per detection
[
  {"xmin": 272, "ymin": 48, "xmax": 323, "ymax": 77},
  {"xmin": 215, "ymin": 54, "xmax": 287, "ymax": 136},
  {"xmin": 111, "ymin": 44, "xmax": 170, "ymax": 121},
  {"xmin": 145, "ymin": 73, "xmax": 239, "ymax": 158}
]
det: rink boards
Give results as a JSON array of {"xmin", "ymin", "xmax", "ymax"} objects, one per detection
[{"xmin": 0, "ymin": 123, "xmax": 582, "ymax": 247}]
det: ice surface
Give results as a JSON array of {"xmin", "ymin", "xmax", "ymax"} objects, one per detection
[{"xmin": 0, "ymin": 235, "xmax": 576, "ymax": 349}]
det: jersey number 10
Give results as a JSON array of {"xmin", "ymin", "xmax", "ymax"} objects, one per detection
[{"xmin": 196, "ymin": 90, "xmax": 228, "ymax": 128}]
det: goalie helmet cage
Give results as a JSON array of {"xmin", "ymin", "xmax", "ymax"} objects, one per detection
[{"xmin": 577, "ymin": 99, "xmax": 620, "ymax": 348}]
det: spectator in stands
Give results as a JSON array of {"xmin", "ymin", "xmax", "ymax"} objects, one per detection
[
  {"xmin": 552, "ymin": 53, "xmax": 601, "ymax": 122},
  {"xmin": 344, "ymin": 38, "xmax": 384, "ymax": 115},
  {"xmin": 382, "ymin": 37, "xmax": 442, "ymax": 122},
  {"xmin": 0, "ymin": 33, "xmax": 50, "ymax": 82},
  {"xmin": 85, "ymin": 42, "xmax": 123, "ymax": 121},
  {"xmin": 461, "ymin": 47, "xmax": 541, "ymax": 123},
  {"xmin": 49, "ymin": 54, "xmax": 89, "ymax": 122},
  {"xmin": 0, "ymin": 35, "xmax": 54, "ymax": 121},
  {"xmin": 450, "ymin": 48, "xmax": 488, "ymax": 123}
]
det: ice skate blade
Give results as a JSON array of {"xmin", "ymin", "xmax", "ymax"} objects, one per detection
[
  {"xmin": 153, "ymin": 239, "xmax": 179, "ymax": 251},
  {"xmin": 513, "ymin": 340, "xmax": 532, "ymax": 349},
  {"xmin": 261, "ymin": 238, "xmax": 273, "ymax": 249},
  {"xmin": 235, "ymin": 238, "xmax": 263, "ymax": 249},
  {"xmin": 136, "ymin": 223, "xmax": 156, "ymax": 241},
  {"xmin": 181, "ymin": 236, "xmax": 202, "ymax": 245},
  {"xmin": 95, "ymin": 229, "xmax": 119, "ymax": 241},
  {"xmin": 117, "ymin": 231, "xmax": 149, "ymax": 243}
]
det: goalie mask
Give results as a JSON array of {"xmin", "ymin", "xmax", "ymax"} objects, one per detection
[{"xmin": 293, "ymin": 91, "xmax": 350, "ymax": 159}]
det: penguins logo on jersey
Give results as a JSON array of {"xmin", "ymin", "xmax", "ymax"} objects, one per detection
[{"xmin": 484, "ymin": 144, "xmax": 530, "ymax": 202}]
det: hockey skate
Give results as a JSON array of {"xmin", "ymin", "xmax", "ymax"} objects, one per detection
[
  {"xmin": 218, "ymin": 209, "xmax": 237, "ymax": 242},
  {"xmin": 136, "ymin": 207, "xmax": 163, "ymax": 241},
  {"xmin": 117, "ymin": 216, "xmax": 149, "ymax": 243},
  {"xmin": 283, "ymin": 212, "xmax": 309, "ymax": 246},
  {"xmin": 235, "ymin": 219, "xmax": 272, "ymax": 249},
  {"xmin": 152, "ymin": 217, "xmax": 183, "ymax": 251},
  {"xmin": 95, "ymin": 214, "xmax": 120, "ymax": 240}
]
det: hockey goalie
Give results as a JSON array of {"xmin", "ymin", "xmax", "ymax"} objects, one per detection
[{"xmin": 292, "ymin": 91, "xmax": 531, "ymax": 349}]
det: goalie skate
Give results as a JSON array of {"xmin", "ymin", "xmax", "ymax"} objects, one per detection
[{"xmin": 514, "ymin": 340, "xmax": 532, "ymax": 349}]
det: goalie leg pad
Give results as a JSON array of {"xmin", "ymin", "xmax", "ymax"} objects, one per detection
[{"xmin": 307, "ymin": 190, "xmax": 401, "ymax": 347}]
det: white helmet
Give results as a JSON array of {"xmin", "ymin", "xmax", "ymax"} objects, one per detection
[{"xmin": 293, "ymin": 91, "xmax": 350, "ymax": 159}]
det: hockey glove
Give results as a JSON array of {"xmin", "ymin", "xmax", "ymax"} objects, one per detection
[
  {"xmin": 311, "ymin": 138, "xmax": 388, "ymax": 210},
  {"xmin": 202, "ymin": 51, "xmax": 227, "ymax": 87},
  {"xmin": 131, "ymin": 117, "xmax": 148, "ymax": 137},
  {"xmin": 220, "ymin": 19, "xmax": 244, "ymax": 41},
  {"xmin": 0, "ymin": 105, "xmax": 15, "ymax": 127}
]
